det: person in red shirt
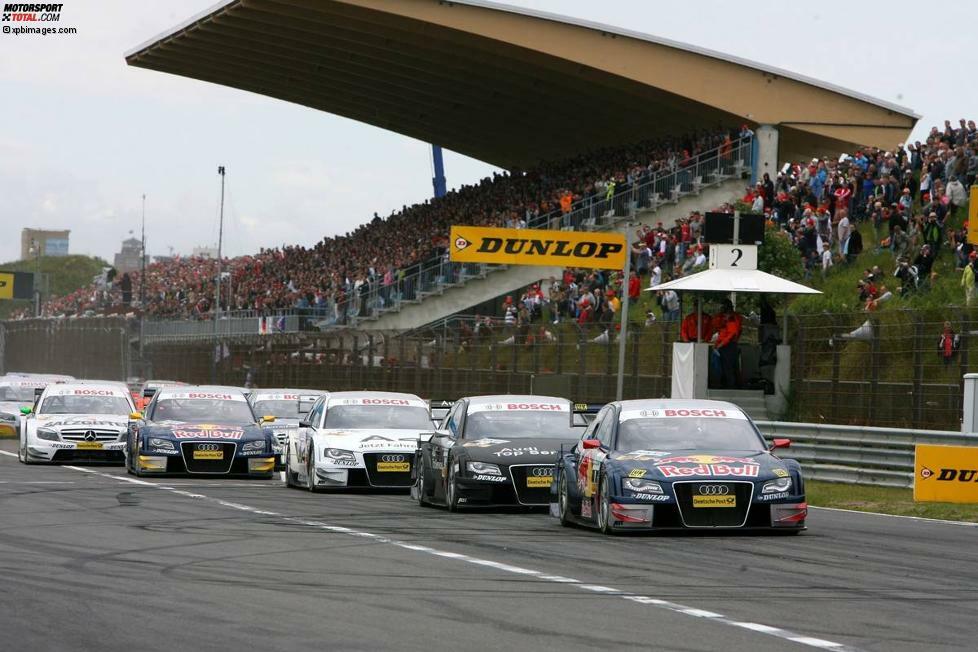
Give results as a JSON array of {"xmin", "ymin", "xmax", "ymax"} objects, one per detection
[
  {"xmin": 628, "ymin": 273, "xmax": 641, "ymax": 301},
  {"xmin": 680, "ymin": 310, "xmax": 712, "ymax": 342},
  {"xmin": 711, "ymin": 299, "xmax": 743, "ymax": 388}
]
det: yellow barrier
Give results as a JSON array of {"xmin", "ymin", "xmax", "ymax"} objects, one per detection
[
  {"xmin": 449, "ymin": 226, "xmax": 626, "ymax": 270},
  {"xmin": 914, "ymin": 443, "xmax": 978, "ymax": 503},
  {"xmin": 0, "ymin": 272, "xmax": 14, "ymax": 300}
]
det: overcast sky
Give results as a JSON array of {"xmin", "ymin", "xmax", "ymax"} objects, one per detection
[{"xmin": 0, "ymin": 0, "xmax": 972, "ymax": 263}]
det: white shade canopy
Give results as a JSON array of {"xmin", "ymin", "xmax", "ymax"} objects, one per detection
[{"xmin": 646, "ymin": 268, "xmax": 821, "ymax": 295}]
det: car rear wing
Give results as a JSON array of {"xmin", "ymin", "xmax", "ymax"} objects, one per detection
[{"xmin": 296, "ymin": 394, "xmax": 320, "ymax": 415}]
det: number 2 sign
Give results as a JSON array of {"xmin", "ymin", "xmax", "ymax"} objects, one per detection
[{"xmin": 708, "ymin": 244, "xmax": 758, "ymax": 271}]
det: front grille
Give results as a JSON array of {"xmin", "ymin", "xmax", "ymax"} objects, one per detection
[
  {"xmin": 674, "ymin": 481, "xmax": 753, "ymax": 527},
  {"xmin": 52, "ymin": 449, "xmax": 125, "ymax": 463},
  {"xmin": 363, "ymin": 452, "xmax": 413, "ymax": 487},
  {"xmin": 60, "ymin": 429, "xmax": 120, "ymax": 442},
  {"xmin": 180, "ymin": 442, "xmax": 236, "ymax": 474},
  {"xmin": 508, "ymin": 464, "xmax": 555, "ymax": 506}
]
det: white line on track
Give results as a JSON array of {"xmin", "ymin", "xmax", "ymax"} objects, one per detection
[
  {"xmin": 809, "ymin": 505, "xmax": 978, "ymax": 528},
  {"xmin": 4, "ymin": 459, "xmax": 861, "ymax": 652}
]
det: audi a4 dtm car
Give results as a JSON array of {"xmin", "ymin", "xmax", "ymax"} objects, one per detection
[
  {"xmin": 248, "ymin": 388, "xmax": 326, "ymax": 469},
  {"xmin": 126, "ymin": 386, "xmax": 276, "ymax": 478},
  {"xmin": 412, "ymin": 395, "xmax": 581, "ymax": 510},
  {"xmin": 284, "ymin": 391, "xmax": 432, "ymax": 491},
  {"xmin": 18, "ymin": 381, "xmax": 135, "ymax": 464},
  {"xmin": 551, "ymin": 400, "xmax": 806, "ymax": 533},
  {"xmin": 137, "ymin": 379, "xmax": 187, "ymax": 409}
]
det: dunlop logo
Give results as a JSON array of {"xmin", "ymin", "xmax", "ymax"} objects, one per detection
[{"xmin": 449, "ymin": 225, "xmax": 626, "ymax": 270}]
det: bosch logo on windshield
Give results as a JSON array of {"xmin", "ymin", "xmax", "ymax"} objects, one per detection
[
  {"xmin": 362, "ymin": 398, "xmax": 410, "ymax": 405},
  {"xmin": 380, "ymin": 454, "xmax": 406, "ymax": 463},
  {"xmin": 195, "ymin": 443, "xmax": 220, "ymax": 451},
  {"xmin": 530, "ymin": 467, "xmax": 554, "ymax": 477},
  {"xmin": 697, "ymin": 484, "xmax": 730, "ymax": 495}
]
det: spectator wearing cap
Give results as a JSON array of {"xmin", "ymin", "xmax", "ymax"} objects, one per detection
[{"xmin": 922, "ymin": 213, "xmax": 943, "ymax": 255}]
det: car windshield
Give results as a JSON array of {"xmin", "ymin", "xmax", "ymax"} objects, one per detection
[
  {"xmin": 151, "ymin": 398, "xmax": 256, "ymax": 425},
  {"xmin": 616, "ymin": 417, "xmax": 765, "ymax": 452},
  {"xmin": 324, "ymin": 405, "xmax": 432, "ymax": 429},
  {"xmin": 40, "ymin": 395, "xmax": 131, "ymax": 415},
  {"xmin": 464, "ymin": 410, "xmax": 576, "ymax": 439},
  {"xmin": 252, "ymin": 400, "xmax": 301, "ymax": 419},
  {"xmin": 0, "ymin": 386, "xmax": 39, "ymax": 402}
]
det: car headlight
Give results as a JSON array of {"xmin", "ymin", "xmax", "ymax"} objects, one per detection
[
  {"xmin": 36, "ymin": 427, "xmax": 60, "ymax": 442},
  {"xmin": 148, "ymin": 438, "xmax": 175, "ymax": 450},
  {"xmin": 623, "ymin": 478, "xmax": 664, "ymax": 494},
  {"xmin": 762, "ymin": 477, "xmax": 793, "ymax": 494},
  {"xmin": 466, "ymin": 461, "xmax": 502, "ymax": 476},
  {"xmin": 242, "ymin": 440, "xmax": 266, "ymax": 452},
  {"xmin": 324, "ymin": 448, "xmax": 355, "ymax": 462}
]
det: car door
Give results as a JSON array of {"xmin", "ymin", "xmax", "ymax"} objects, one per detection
[
  {"xmin": 299, "ymin": 398, "xmax": 325, "ymax": 466},
  {"xmin": 430, "ymin": 400, "xmax": 464, "ymax": 501}
]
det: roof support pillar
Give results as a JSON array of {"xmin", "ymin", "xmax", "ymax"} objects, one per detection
[{"xmin": 751, "ymin": 124, "xmax": 779, "ymax": 185}]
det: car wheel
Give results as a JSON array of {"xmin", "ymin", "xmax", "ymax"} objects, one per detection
[
  {"xmin": 446, "ymin": 461, "xmax": 460, "ymax": 512},
  {"xmin": 558, "ymin": 470, "xmax": 573, "ymax": 527},
  {"xmin": 17, "ymin": 436, "xmax": 27, "ymax": 464},
  {"xmin": 416, "ymin": 456, "xmax": 431, "ymax": 507},
  {"xmin": 596, "ymin": 475, "xmax": 614, "ymax": 535},
  {"xmin": 306, "ymin": 453, "xmax": 317, "ymax": 492},
  {"xmin": 284, "ymin": 449, "xmax": 296, "ymax": 488}
]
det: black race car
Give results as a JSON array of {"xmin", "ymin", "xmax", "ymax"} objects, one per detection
[
  {"xmin": 412, "ymin": 395, "xmax": 580, "ymax": 509},
  {"xmin": 552, "ymin": 400, "xmax": 806, "ymax": 533},
  {"xmin": 126, "ymin": 386, "xmax": 276, "ymax": 478}
]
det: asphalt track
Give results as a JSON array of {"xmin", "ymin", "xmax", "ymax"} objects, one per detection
[{"xmin": 1, "ymin": 440, "xmax": 976, "ymax": 652}]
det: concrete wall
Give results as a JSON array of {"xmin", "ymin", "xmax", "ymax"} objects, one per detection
[{"xmin": 361, "ymin": 178, "xmax": 746, "ymax": 331}]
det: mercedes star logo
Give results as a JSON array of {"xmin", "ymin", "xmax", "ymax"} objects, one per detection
[
  {"xmin": 83, "ymin": 431, "xmax": 98, "ymax": 442},
  {"xmin": 697, "ymin": 484, "xmax": 730, "ymax": 496}
]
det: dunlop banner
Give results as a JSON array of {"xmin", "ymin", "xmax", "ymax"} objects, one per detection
[
  {"xmin": 0, "ymin": 272, "xmax": 13, "ymax": 300},
  {"xmin": 914, "ymin": 443, "xmax": 978, "ymax": 504},
  {"xmin": 449, "ymin": 226, "xmax": 626, "ymax": 270}
]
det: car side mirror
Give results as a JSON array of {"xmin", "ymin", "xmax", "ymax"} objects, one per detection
[
  {"xmin": 129, "ymin": 411, "xmax": 143, "ymax": 420},
  {"xmin": 582, "ymin": 438, "xmax": 603, "ymax": 450},
  {"xmin": 20, "ymin": 406, "xmax": 32, "ymax": 415},
  {"xmin": 261, "ymin": 415, "xmax": 276, "ymax": 424},
  {"xmin": 298, "ymin": 420, "xmax": 311, "ymax": 429},
  {"xmin": 770, "ymin": 438, "xmax": 791, "ymax": 450}
]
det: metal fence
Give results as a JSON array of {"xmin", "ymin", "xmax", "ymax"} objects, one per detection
[
  {"xmin": 0, "ymin": 318, "xmax": 130, "ymax": 380},
  {"xmin": 756, "ymin": 421, "xmax": 976, "ymax": 488}
]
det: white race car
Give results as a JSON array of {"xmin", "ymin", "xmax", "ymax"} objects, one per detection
[
  {"xmin": 284, "ymin": 391, "xmax": 434, "ymax": 491},
  {"xmin": 248, "ymin": 388, "xmax": 326, "ymax": 469},
  {"xmin": 19, "ymin": 381, "xmax": 135, "ymax": 464},
  {"xmin": 0, "ymin": 375, "xmax": 71, "ymax": 437}
]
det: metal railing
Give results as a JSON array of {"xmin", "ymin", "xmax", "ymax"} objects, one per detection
[{"xmin": 756, "ymin": 421, "xmax": 976, "ymax": 488}]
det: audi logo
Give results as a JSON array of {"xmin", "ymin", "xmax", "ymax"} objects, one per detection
[
  {"xmin": 697, "ymin": 484, "xmax": 730, "ymax": 496},
  {"xmin": 531, "ymin": 467, "xmax": 554, "ymax": 477},
  {"xmin": 380, "ymin": 454, "xmax": 405, "ymax": 463},
  {"xmin": 84, "ymin": 431, "xmax": 97, "ymax": 442},
  {"xmin": 196, "ymin": 443, "xmax": 220, "ymax": 451}
]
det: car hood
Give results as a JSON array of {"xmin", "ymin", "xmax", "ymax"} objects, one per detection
[
  {"xmin": 142, "ymin": 420, "xmax": 267, "ymax": 441},
  {"xmin": 459, "ymin": 437, "xmax": 577, "ymax": 463},
  {"xmin": 318, "ymin": 428, "xmax": 430, "ymax": 451},
  {"xmin": 34, "ymin": 414, "xmax": 130, "ymax": 429},
  {"xmin": 608, "ymin": 449, "xmax": 786, "ymax": 480}
]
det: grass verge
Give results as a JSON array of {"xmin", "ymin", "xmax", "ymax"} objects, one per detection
[{"xmin": 807, "ymin": 480, "xmax": 978, "ymax": 523}]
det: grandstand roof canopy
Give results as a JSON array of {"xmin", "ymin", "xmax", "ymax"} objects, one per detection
[{"xmin": 126, "ymin": 0, "xmax": 918, "ymax": 169}]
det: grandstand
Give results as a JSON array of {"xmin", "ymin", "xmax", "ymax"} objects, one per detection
[{"xmin": 25, "ymin": 0, "xmax": 920, "ymax": 330}]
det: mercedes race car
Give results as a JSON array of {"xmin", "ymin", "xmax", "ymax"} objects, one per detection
[
  {"xmin": 551, "ymin": 400, "xmax": 806, "ymax": 533},
  {"xmin": 126, "ymin": 386, "xmax": 276, "ymax": 477},
  {"xmin": 18, "ymin": 381, "xmax": 135, "ymax": 464},
  {"xmin": 412, "ymin": 395, "xmax": 580, "ymax": 510},
  {"xmin": 284, "ymin": 391, "xmax": 432, "ymax": 491},
  {"xmin": 0, "ymin": 374, "xmax": 74, "ymax": 436},
  {"xmin": 248, "ymin": 388, "xmax": 326, "ymax": 469}
]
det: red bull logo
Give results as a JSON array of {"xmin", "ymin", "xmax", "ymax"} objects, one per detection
[{"xmin": 657, "ymin": 464, "xmax": 759, "ymax": 478}]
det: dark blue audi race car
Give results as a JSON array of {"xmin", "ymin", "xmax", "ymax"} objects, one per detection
[
  {"xmin": 126, "ymin": 386, "xmax": 276, "ymax": 478},
  {"xmin": 551, "ymin": 400, "xmax": 806, "ymax": 533}
]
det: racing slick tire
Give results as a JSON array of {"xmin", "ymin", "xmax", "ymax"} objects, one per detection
[
  {"xmin": 18, "ymin": 436, "xmax": 34, "ymax": 464},
  {"xmin": 284, "ymin": 450, "xmax": 298, "ymax": 489},
  {"xmin": 557, "ymin": 469, "xmax": 573, "ymax": 527},
  {"xmin": 596, "ymin": 475, "xmax": 615, "ymax": 535},
  {"xmin": 446, "ymin": 461, "xmax": 461, "ymax": 512},
  {"xmin": 415, "ymin": 456, "xmax": 432, "ymax": 507},
  {"xmin": 306, "ymin": 453, "xmax": 318, "ymax": 492}
]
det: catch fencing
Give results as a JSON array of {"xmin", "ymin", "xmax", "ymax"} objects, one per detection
[
  {"xmin": 756, "ymin": 421, "xmax": 976, "ymax": 488},
  {"xmin": 0, "ymin": 318, "xmax": 131, "ymax": 379}
]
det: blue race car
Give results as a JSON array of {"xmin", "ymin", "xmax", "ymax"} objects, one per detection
[
  {"xmin": 126, "ymin": 386, "xmax": 276, "ymax": 478},
  {"xmin": 551, "ymin": 399, "xmax": 806, "ymax": 533}
]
